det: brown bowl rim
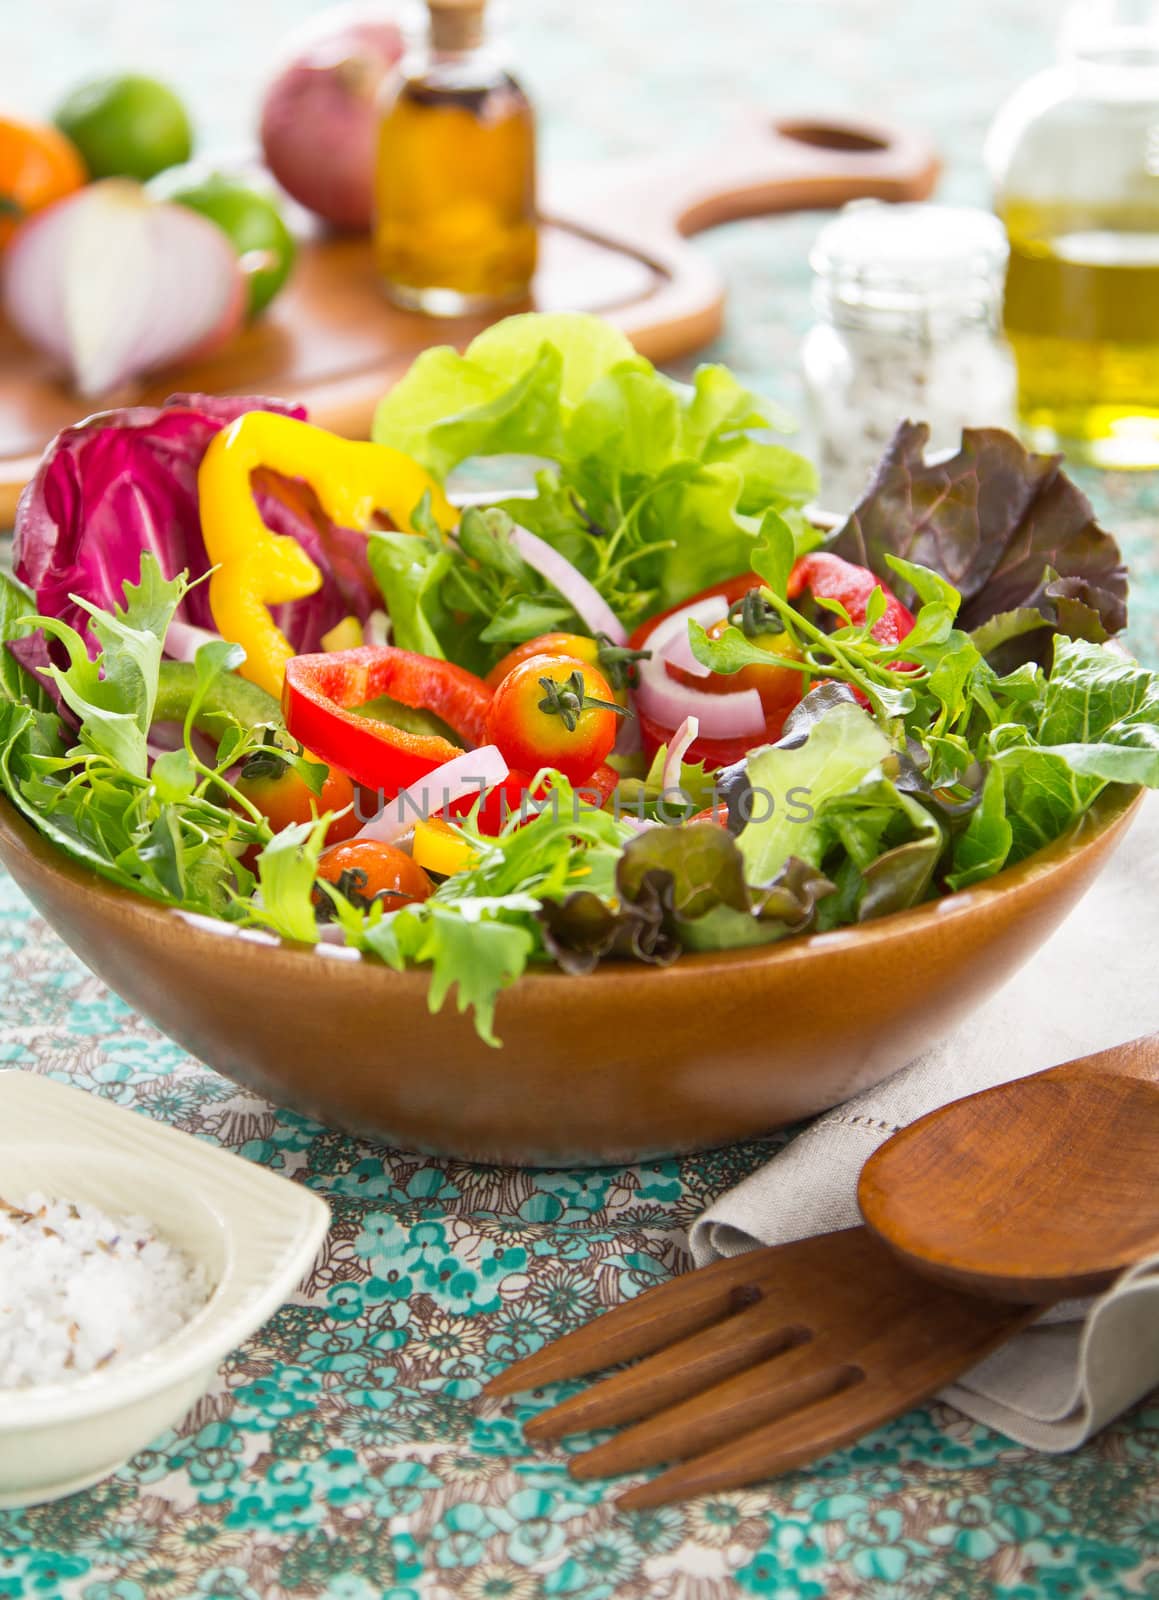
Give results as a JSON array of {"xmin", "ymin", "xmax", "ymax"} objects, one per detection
[{"xmin": 0, "ymin": 783, "xmax": 1143, "ymax": 995}]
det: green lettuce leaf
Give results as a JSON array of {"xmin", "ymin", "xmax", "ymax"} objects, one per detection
[
  {"xmin": 371, "ymin": 312, "xmax": 817, "ymax": 665},
  {"xmin": 736, "ymin": 702, "xmax": 893, "ymax": 884}
]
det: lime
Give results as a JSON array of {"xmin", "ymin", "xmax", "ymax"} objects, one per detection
[
  {"xmin": 53, "ymin": 74, "xmax": 193, "ymax": 183},
  {"xmin": 148, "ymin": 168, "xmax": 297, "ymax": 317}
]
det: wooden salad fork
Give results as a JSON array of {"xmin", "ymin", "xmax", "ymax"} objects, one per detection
[{"xmin": 485, "ymin": 1034, "xmax": 1159, "ymax": 1508}]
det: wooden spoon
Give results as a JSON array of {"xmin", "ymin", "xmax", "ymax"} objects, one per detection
[{"xmin": 857, "ymin": 1032, "xmax": 1159, "ymax": 1304}]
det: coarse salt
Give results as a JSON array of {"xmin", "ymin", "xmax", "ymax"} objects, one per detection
[{"xmin": 0, "ymin": 1192, "xmax": 210, "ymax": 1389}]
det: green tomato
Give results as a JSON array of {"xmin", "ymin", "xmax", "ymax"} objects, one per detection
[
  {"xmin": 54, "ymin": 73, "xmax": 193, "ymax": 182},
  {"xmin": 148, "ymin": 168, "xmax": 297, "ymax": 317}
]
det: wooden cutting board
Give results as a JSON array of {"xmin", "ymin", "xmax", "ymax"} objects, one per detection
[{"xmin": 0, "ymin": 114, "xmax": 937, "ymax": 523}]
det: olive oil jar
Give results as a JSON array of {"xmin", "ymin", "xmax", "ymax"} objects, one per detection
[
  {"xmin": 374, "ymin": 0, "xmax": 537, "ymax": 314},
  {"xmin": 987, "ymin": 0, "xmax": 1159, "ymax": 466}
]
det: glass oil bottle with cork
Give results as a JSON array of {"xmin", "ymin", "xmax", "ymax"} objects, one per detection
[
  {"xmin": 374, "ymin": 0, "xmax": 538, "ymax": 314},
  {"xmin": 988, "ymin": 0, "xmax": 1159, "ymax": 466}
]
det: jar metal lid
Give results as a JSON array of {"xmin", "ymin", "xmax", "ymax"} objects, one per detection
[{"xmin": 811, "ymin": 201, "xmax": 1009, "ymax": 318}]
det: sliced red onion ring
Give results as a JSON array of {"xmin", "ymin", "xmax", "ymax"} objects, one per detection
[
  {"xmin": 660, "ymin": 716, "xmax": 700, "ymax": 792},
  {"xmin": 658, "ymin": 596, "xmax": 729, "ymax": 680},
  {"xmin": 355, "ymin": 745, "xmax": 510, "ymax": 844},
  {"xmin": 635, "ymin": 603, "xmax": 766, "ymax": 741},
  {"xmin": 506, "ymin": 522, "xmax": 627, "ymax": 647},
  {"xmin": 164, "ymin": 619, "xmax": 224, "ymax": 662}
]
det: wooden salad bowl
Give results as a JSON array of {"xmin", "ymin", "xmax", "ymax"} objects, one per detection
[{"xmin": 0, "ymin": 786, "xmax": 1141, "ymax": 1166}]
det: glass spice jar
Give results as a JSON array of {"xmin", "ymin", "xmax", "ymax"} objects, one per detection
[
  {"xmin": 801, "ymin": 201, "xmax": 1017, "ymax": 512},
  {"xmin": 373, "ymin": 0, "xmax": 538, "ymax": 315}
]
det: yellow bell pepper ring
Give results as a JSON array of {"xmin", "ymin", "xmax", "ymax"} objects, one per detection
[{"xmin": 198, "ymin": 411, "xmax": 457, "ymax": 697}]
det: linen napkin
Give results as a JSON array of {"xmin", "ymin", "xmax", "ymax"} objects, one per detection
[{"xmin": 689, "ymin": 790, "xmax": 1159, "ymax": 1451}]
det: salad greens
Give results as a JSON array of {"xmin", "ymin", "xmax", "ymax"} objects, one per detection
[
  {"xmin": 0, "ymin": 560, "xmax": 310, "ymax": 918},
  {"xmin": 370, "ymin": 314, "xmax": 819, "ymax": 673},
  {"xmin": 3, "ymin": 312, "xmax": 1159, "ymax": 1048}
]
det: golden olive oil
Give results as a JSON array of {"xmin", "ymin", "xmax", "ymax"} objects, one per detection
[
  {"xmin": 1001, "ymin": 198, "xmax": 1159, "ymax": 467},
  {"xmin": 373, "ymin": 0, "xmax": 537, "ymax": 315},
  {"xmin": 374, "ymin": 76, "xmax": 537, "ymax": 313}
]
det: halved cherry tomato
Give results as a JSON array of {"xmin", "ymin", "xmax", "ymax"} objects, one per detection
[
  {"xmin": 315, "ymin": 839, "xmax": 433, "ymax": 915},
  {"xmin": 236, "ymin": 748, "xmax": 360, "ymax": 862},
  {"xmin": 485, "ymin": 655, "xmax": 624, "ymax": 786}
]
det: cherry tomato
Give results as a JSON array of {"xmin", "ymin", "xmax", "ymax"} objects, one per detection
[
  {"xmin": 485, "ymin": 654, "xmax": 624, "ymax": 785},
  {"xmin": 485, "ymin": 633, "xmax": 600, "ymax": 689},
  {"xmin": 236, "ymin": 749, "xmax": 360, "ymax": 856},
  {"xmin": 486, "ymin": 631, "xmax": 645, "ymax": 712},
  {"xmin": 315, "ymin": 839, "xmax": 433, "ymax": 914}
]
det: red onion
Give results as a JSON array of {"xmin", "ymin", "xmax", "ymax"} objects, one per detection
[
  {"xmin": 355, "ymin": 745, "xmax": 509, "ymax": 844},
  {"xmin": 661, "ymin": 597, "xmax": 729, "ymax": 679},
  {"xmin": 164, "ymin": 619, "xmax": 224, "ymax": 662},
  {"xmin": 634, "ymin": 601, "xmax": 765, "ymax": 741},
  {"xmin": 660, "ymin": 716, "xmax": 700, "ymax": 793},
  {"xmin": 506, "ymin": 522, "xmax": 628, "ymax": 646},
  {"xmin": 4, "ymin": 181, "xmax": 244, "ymax": 397},
  {"xmin": 259, "ymin": 4, "xmax": 405, "ymax": 230}
]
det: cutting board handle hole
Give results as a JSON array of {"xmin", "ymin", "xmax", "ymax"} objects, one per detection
[{"xmin": 775, "ymin": 119, "xmax": 889, "ymax": 154}]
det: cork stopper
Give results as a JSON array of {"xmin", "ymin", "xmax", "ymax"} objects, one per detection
[{"xmin": 427, "ymin": 0, "xmax": 486, "ymax": 51}]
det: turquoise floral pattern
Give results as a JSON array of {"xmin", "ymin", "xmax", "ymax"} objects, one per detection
[{"xmin": 0, "ymin": 873, "xmax": 1155, "ymax": 1599}]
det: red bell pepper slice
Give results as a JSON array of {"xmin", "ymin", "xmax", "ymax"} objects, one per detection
[{"xmin": 283, "ymin": 645, "xmax": 493, "ymax": 796}]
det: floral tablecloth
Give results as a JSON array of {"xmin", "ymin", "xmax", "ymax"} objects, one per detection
[{"xmin": 3, "ymin": 1, "xmax": 1159, "ymax": 1597}]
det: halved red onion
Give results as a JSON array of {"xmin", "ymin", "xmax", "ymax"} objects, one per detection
[
  {"xmin": 4, "ymin": 180, "xmax": 244, "ymax": 397},
  {"xmin": 165, "ymin": 619, "xmax": 224, "ymax": 662},
  {"xmin": 634, "ymin": 602, "xmax": 765, "ymax": 741},
  {"xmin": 355, "ymin": 745, "xmax": 509, "ymax": 844},
  {"xmin": 505, "ymin": 522, "xmax": 627, "ymax": 646},
  {"xmin": 660, "ymin": 716, "xmax": 700, "ymax": 792}
]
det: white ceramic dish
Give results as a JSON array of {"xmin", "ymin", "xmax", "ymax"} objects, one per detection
[{"xmin": 0, "ymin": 1071, "xmax": 330, "ymax": 1508}]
